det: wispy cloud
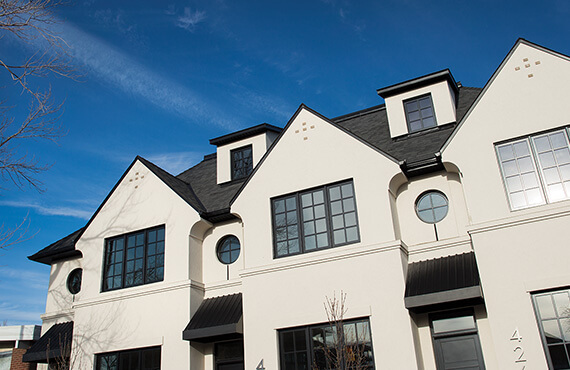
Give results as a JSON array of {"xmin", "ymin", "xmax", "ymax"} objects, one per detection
[
  {"xmin": 0, "ymin": 302, "xmax": 44, "ymax": 324},
  {"xmin": 91, "ymin": 8, "xmax": 144, "ymax": 47},
  {"xmin": 231, "ymin": 88, "xmax": 293, "ymax": 123},
  {"xmin": 36, "ymin": 21, "xmax": 237, "ymax": 130},
  {"xmin": 0, "ymin": 200, "xmax": 92, "ymax": 220},
  {"xmin": 146, "ymin": 152, "xmax": 203, "ymax": 175},
  {"xmin": 0, "ymin": 267, "xmax": 47, "ymax": 291},
  {"xmin": 176, "ymin": 7, "xmax": 207, "ymax": 31},
  {"xmin": 0, "ymin": 267, "xmax": 47, "ymax": 324}
]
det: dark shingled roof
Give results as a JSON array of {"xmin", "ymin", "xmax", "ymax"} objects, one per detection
[
  {"xmin": 29, "ymin": 85, "xmax": 482, "ymax": 265},
  {"xmin": 183, "ymin": 293, "xmax": 243, "ymax": 342},
  {"xmin": 176, "ymin": 154, "xmax": 245, "ymax": 219},
  {"xmin": 28, "ymin": 228, "xmax": 84, "ymax": 265},
  {"xmin": 333, "ymin": 86, "xmax": 481, "ymax": 164},
  {"xmin": 23, "ymin": 322, "xmax": 73, "ymax": 363},
  {"xmin": 138, "ymin": 156, "xmax": 206, "ymax": 213}
]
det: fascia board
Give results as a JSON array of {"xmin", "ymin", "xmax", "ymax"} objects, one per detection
[
  {"xmin": 228, "ymin": 104, "xmax": 400, "ymax": 207},
  {"xmin": 441, "ymin": 38, "xmax": 570, "ymax": 154}
]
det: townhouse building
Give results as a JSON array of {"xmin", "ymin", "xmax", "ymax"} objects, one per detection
[{"xmin": 23, "ymin": 38, "xmax": 570, "ymax": 369}]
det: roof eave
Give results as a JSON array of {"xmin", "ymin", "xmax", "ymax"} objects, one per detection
[{"xmin": 377, "ymin": 69, "xmax": 459, "ymax": 99}]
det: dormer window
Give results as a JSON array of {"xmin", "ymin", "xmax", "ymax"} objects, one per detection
[
  {"xmin": 231, "ymin": 145, "xmax": 253, "ymax": 180},
  {"xmin": 377, "ymin": 70, "xmax": 458, "ymax": 138},
  {"xmin": 404, "ymin": 94, "xmax": 436, "ymax": 132}
]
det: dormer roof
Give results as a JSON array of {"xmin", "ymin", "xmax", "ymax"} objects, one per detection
[
  {"xmin": 209, "ymin": 123, "xmax": 282, "ymax": 146},
  {"xmin": 377, "ymin": 69, "xmax": 459, "ymax": 99},
  {"xmin": 29, "ymin": 75, "xmax": 484, "ymax": 265}
]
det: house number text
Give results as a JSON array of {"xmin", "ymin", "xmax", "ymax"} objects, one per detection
[{"xmin": 510, "ymin": 327, "xmax": 527, "ymax": 369}]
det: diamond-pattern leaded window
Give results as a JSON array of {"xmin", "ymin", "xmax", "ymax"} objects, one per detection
[
  {"xmin": 272, "ymin": 180, "xmax": 360, "ymax": 258},
  {"xmin": 231, "ymin": 145, "xmax": 253, "ymax": 180},
  {"xmin": 102, "ymin": 226, "xmax": 165, "ymax": 291}
]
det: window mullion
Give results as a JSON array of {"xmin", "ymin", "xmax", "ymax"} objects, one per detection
[
  {"xmin": 305, "ymin": 327, "xmax": 312, "ymax": 370},
  {"xmin": 121, "ymin": 235, "xmax": 127, "ymax": 290},
  {"xmin": 297, "ymin": 193, "xmax": 305, "ymax": 254},
  {"xmin": 528, "ymin": 135, "xmax": 550, "ymax": 203},
  {"xmin": 323, "ymin": 185, "xmax": 333, "ymax": 248},
  {"xmin": 143, "ymin": 230, "xmax": 148, "ymax": 285}
]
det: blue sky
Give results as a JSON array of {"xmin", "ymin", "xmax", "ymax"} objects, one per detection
[{"xmin": 1, "ymin": 0, "xmax": 569, "ymax": 325}]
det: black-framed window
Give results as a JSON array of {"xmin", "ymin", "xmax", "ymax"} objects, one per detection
[
  {"xmin": 272, "ymin": 180, "xmax": 360, "ymax": 258},
  {"xmin": 96, "ymin": 346, "xmax": 160, "ymax": 370},
  {"xmin": 102, "ymin": 226, "xmax": 165, "ymax": 292},
  {"xmin": 231, "ymin": 145, "xmax": 253, "ymax": 180},
  {"xmin": 279, "ymin": 318, "xmax": 374, "ymax": 370},
  {"xmin": 67, "ymin": 268, "xmax": 82, "ymax": 294},
  {"xmin": 429, "ymin": 309, "xmax": 486, "ymax": 370},
  {"xmin": 496, "ymin": 127, "xmax": 570, "ymax": 210},
  {"xmin": 404, "ymin": 94, "xmax": 437, "ymax": 132},
  {"xmin": 216, "ymin": 235, "xmax": 241, "ymax": 265},
  {"xmin": 415, "ymin": 191, "xmax": 449, "ymax": 224},
  {"xmin": 215, "ymin": 340, "xmax": 244, "ymax": 370},
  {"xmin": 532, "ymin": 288, "xmax": 570, "ymax": 369}
]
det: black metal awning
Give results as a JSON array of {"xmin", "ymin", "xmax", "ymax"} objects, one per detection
[
  {"xmin": 183, "ymin": 293, "xmax": 243, "ymax": 343},
  {"xmin": 22, "ymin": 321, "xmax": 73, "ymax": 363},
  {"xmin": 404, "ymin": 252, "xmax": 483, "ymax": 311}
]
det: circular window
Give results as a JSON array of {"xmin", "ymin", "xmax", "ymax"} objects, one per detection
[
  {"xmin": 416, "ymin": 191, "xmax": 449, "ymax": 224},
  {"xmin": 67, "ymin": 268, "xmax": 82, "ymax": 294},
  {"xmin": 217, "ymin": 235, "xmax": 241, "ymax": 265}
]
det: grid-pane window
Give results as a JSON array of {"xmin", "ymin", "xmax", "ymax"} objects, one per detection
[
  {"xmin": 272, "ymin": 180, "xmax": 360, "ymax": 258},
  {"xmin": 274, "ymin": 195, "xmax": 301, "ymax": 257},
  {"xmin": 279, "ymin": 319, "xmax": 374, "ymax": 370},
  {"xmin": 103, "ymin": 226, "xmax": 165, "ymax": 291},
  {"xmin": 532, "ymin": 130, "xmax": 570, "ymax": 202},
  {"xmin": 231, "ymin": 145, "xmax": 253, "ymax": 180},
  {"xmin": 496, "ymin": 128, "xmax": 570, "ymax": 210},
  {"xmin": 497, "ymin": 138, "xmax": 545, "ymax": 209},
  {"xmin": 96, "ymin": 347, "xmax": 160, "ymax": 370},
  {"xmin": 404, "ymin": 94, "xmax": 437, "ymax": 132},
  {"xmin": 301, "ymin": 189, "xmax": 329, "ymax": 251},
  {"xmin": 533, "ymin": 289, "xmax": 570, "ymax": 369}
]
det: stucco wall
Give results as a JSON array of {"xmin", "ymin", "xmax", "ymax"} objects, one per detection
[
  {"xmin": 233, "ymin": 108, "xmax": 402, "ymax": 270},
  {"xmin": 46, "ymin": 159, "xmax": 203, "ymax": 369},
  {"xmin": 385, "ymin": 80, "xmax": 457, "ymax": 138},
  {"xmin": 444, "ymin": 42, "xmax": 570, "ymax": 225}
]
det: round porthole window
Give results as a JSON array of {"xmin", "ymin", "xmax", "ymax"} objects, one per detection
[
  {"xmin": 67, "ymin": 268, "xmax": 82, "ymax": 294},
  {"xmin": 217, "ymin": 235, "xmax": 240, "ymax": 265},
  {"xmin": 415, "ymin": 191, "xmax": 449, "ymax": 224}
]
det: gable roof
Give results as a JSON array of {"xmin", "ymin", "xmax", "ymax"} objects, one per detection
[
  {"xmin": 334, "ymin": 86, "xmax": 480, "ymax": 164},
  {"xmin": 441, "ymin": 38, "xmax": 570, "ymax": 153},
  {"xmin": 30, "ymin": 71, "xmax": 483, "ymax": 265},
  {"xmin": 28, "ymin": 228, "xmax": 84, "ymax": 265},
  {"xmin": 29, "ymin": 156, "xmax": 206, "ymax": 264}
]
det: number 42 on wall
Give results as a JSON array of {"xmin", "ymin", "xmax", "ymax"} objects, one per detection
[{"xmin": 511, "ymin": 328, "xmax": 527, "ymax": 369}]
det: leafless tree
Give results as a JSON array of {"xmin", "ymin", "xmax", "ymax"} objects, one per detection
[
  {"xmin": 0, "ymin": 0, "xmax": 77, "ymax": 250},
  {"xmin": 0, "ymin": 0, "xmax": 76, "ymax": 192},
  {"xmin": 316, "ymin": 291, "xmax": 371, "ymax": 370}
]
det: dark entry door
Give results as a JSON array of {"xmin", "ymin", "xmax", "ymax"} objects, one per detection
[
  {"xmin": 217, "ymin": 361, "xmax": 244, "ymax": 370},
  {"xmin": 431, "ymin": 310, "xmax": 486, "ymax": 370},
  {"xmin": 433, "ymin": 333, "xmax": 486, "ymax": 369}
]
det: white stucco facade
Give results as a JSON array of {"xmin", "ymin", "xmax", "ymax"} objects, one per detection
[{"xmin": 25, "ymin": 39, "xmax": 570, "ymax": 370}]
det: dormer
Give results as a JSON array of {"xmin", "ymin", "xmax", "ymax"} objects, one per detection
[
  {"xmin": 210, "ymin": 123, "xmax": 282, "ymax": 184},
  {"xmin": 377, "ymin": 69, "xmax": 459, "ymax": 138}
]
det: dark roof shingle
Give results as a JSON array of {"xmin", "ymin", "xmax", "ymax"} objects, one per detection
[{"xmin": 29, "ymin": 86, "xmax": 482, "ymax": 265}]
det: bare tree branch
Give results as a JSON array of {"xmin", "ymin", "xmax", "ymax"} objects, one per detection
[
  {"xmin": 0, "ymin": 0, "xmax": 75, "ymax": 192},
  {"xmin": 0, "ymin": 213, "xmax": 35, "ymax": 250},
  {"xmin": 0, "ymin": 0, "xmax": 77, "ymax": 249}
]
